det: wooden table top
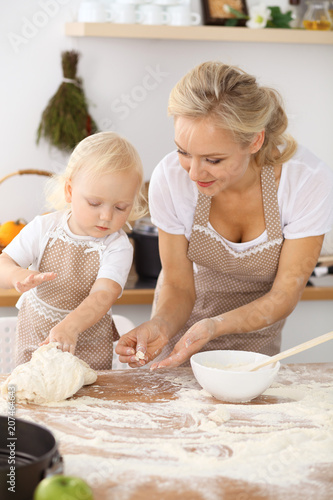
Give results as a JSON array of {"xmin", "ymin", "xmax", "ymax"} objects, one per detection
[{"xmin": 0, "ymin": 364, "xmax": 332, "ymax": 499}]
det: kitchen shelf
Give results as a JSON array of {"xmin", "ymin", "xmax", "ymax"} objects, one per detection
[{"xmin": 65, "ymin": 23, "xmax": 333, "ymax": 45}]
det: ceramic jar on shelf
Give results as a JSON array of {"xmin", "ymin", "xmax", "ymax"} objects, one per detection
[{"xmin": 77, "ymin": 0, "xmax": 202, "ymax": 26}]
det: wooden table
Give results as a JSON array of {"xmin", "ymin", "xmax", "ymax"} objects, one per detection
[{"xmin": 0, "ymin": 364, "xmax": 332, "ymax": 499}]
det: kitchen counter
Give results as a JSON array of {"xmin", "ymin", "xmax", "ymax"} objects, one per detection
[
  {"xmin": 0, "ymin": 264, "xmax": 157, "ymax": 307},
  {"xmin": 0, "ymin": 363, "xmax": 332, "ymax": 499},
  {"xmin": 0, "ymin": 277, "xmax": 333, "ymax": 307}
]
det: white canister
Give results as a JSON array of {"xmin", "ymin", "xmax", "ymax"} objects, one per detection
[
  {"xmin": 112, "ymin": 3, "xmax": 144, "ymax": 23},
  {"xmin": 139, "ymin": 4, "xmax": 171, "ymax": 24},
  {"xmin": 78, "ymin": 0, "xmax": 112, "ymax": 22},
  {"xmin": 166, "ymin": 4, "xmax": 201, "ymax": 25}
]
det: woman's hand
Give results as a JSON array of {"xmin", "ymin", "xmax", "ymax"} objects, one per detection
[
  {"xmin": 115, "ymin": 319, "xmax": 171, "ymax": 368},
  {"xmin": 40, "ymin": 324, "xmax": 78, "ymax": 355},
  {"xmin": 150, "ymin": 318, "xmax": 219, "ymax": 370},
  {"xmin": 15, "ymin": 271, "xmax": 57, "ymax": 293}
]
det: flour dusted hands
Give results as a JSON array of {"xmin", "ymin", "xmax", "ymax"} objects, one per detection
[
  {"xmin": 41, "ymin": 327, "xmax": 78, "ymax": 355},
  {"xmin": 150, "ymin": 318, "xmax": 219, "ymax": 370},
  {"xmin": 115, "ymin": 319, "xmax": 170, "ymax": 368},
  {"xmin": 14, "ymin": 271, "xmax": 57, "ymax": 293},
  {"xmin": 0, "ymin": 252, "xmax": 57, "ymax": 292}
]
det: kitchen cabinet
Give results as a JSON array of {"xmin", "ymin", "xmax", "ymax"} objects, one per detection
[{"xmin": 65, "ymin": 22, "xmax": 333, "ymax": 45}]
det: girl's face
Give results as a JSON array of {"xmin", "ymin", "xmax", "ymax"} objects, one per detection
[
  {"xmin": 65, "ymin": 168, "xmax": 139, "ymax": 238},
  {"xmin": 174, "ymin": 116, "xmax": 263, "ymax": 196}
]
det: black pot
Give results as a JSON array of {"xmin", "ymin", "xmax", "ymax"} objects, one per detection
[
  {"xmin": 130, "ymin": 217, "xmax": 161, "ymax": 279},
  {"xmin": 0, "ymin": 416, "xmax": 63, "ymax": 500}
]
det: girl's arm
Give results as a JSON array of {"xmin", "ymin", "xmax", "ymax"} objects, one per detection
[
  {"xmin": 43, "ymin": 277, "xmax": 122, "ymax": 353},
  {"xmin": 151, "ymin": 234, "xmax": 324, "ymax": 368},
  {"xmin": 0, "ymin": 252, "xmax": 56, "ymax": 292},
  {"xmin": 115, "ymin": 229, "xmax": 196, "ymax": 367}
]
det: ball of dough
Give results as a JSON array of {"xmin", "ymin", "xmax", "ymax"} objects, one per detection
[{"xmin": 1, "ymin": 343, "xmax": 97, "ymax": 404}]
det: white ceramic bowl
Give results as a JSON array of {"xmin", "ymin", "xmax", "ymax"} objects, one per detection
[{"xmin": 190, "ymin": 350, "xmax": 280, "ymax": 403}]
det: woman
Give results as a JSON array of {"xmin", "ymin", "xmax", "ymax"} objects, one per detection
[{"xmin": 116, "ymin": 61, "xmax": 333, "ymax": 369}]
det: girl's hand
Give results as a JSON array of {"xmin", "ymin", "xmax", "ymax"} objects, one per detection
[
  {"xmin": 150, "ymin": 318, "xmax": 219, "ymax": 370},
  {"xmin": 15, "ymin": 272, "xmax": 57, "ymax": 293},
  {"xmin": 40, "ymin": 325, "xmax": 78, "ymax": 355},
  {"xmin": 115, "ymin": 320, "xmax": 170, "ymax": 368}
]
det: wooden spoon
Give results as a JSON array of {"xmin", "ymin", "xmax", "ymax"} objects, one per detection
[{"xmin": 249, "ymin": 330, "xmax": 333, "ymax": 371}]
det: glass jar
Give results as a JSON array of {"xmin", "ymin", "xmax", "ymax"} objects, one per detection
[
  {"xmin": 328, "ymin": 0, "xmax": 333, "ymax": 27},
  {"xmin": 303, "ymin": 0, "xmax": 331, "ymax": 30}
]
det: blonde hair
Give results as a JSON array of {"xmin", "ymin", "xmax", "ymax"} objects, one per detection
[
  {"xmin": 45, "ymin": 131, "xmax": 147, "ymax": 221},
  {"xmin": 168, "ymin": 61, "xmax": 297, "ymax": 168}
]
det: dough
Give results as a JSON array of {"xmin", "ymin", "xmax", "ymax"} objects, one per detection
[
  {"xmin": 135, "ymin": 350, "xmax": 145, "ymax": 361},
  {"xmin": 1, "ymin": 343, "xmax": 97, "ymax": 404}
]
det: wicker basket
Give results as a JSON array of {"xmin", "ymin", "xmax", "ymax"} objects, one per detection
[{"xmin": 0, "ymin": 169, "xmax": 53, "ymax": 253}]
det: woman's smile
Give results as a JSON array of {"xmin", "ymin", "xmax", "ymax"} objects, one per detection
[{"xmin": 196, "ymin": 180, "xmax": 216, "ymax": 188}]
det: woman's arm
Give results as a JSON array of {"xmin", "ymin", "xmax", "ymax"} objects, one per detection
[
  {"xmin": 151, "ymin": 234, "xmax": 324, "ymax": 368},
  {"xmin": 0, "ymin": 252, "xmax": 56, "ymax": 291},
  {"xmin": 115, "ymin": 229, "xmax": 196, "ymax": 366},
  {"xmin": 42, "ymin": 277, "xmax": 122, "ymax": 353},
  {"xmin": 153, "ymin": 229, "xmax": 196, "ymax": 340}
]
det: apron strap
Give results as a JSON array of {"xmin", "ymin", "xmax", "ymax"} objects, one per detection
[
  {"xmin": 192, "ymin": 192, "xmax": 211, "ymax": 226},
  {"xmin": 261, "ymin": 165, "xmax": 283, "ymax": 241}
]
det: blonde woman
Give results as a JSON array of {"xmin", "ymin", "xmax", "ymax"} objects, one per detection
[
  {"xmin": 0, "ymin": 132, "xmax": 146, "ymax": 369},
  {"xmin": 117, "ymin": 61, "xmax": 333, "ymax": 369}
]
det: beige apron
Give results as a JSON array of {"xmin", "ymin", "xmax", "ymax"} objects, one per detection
[
  {"xmin": 15, "ymin": 226, "xmax": 119, "ymax": 370},
  {"xmin": 152, "ymin": 165, "xmax": 285, "ymax": 365}
]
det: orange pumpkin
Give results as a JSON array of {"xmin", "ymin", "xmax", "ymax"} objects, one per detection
[{"xmin": 0, "ymin": 219, "xmax": 26, "ymax": 247}]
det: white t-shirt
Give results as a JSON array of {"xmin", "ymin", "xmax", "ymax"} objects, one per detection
[
  {"xmin": 4, "ymin": 210, "xmax": 133, "ymax": 292},
  {"xmin": 149, "ymin": 145, "xmax": 333, "ymax": 252}
]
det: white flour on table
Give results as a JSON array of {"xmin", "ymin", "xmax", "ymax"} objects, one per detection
[{"xmin": 0, "ymin": 365, "xmax": 332, "ymax": 500}]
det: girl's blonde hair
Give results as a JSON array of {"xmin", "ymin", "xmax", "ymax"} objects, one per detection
[
  {"xmin": 168, "ymin": 61, "xmax": 297, "ymax": 168},
  {"xmin": 45, "ymin": 131, "xmax": 147, "ymax": 221}
]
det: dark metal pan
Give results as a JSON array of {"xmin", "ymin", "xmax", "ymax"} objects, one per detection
[{"xmin": 0, "ymin": 416, "xmax": 62, "ymax": 500}]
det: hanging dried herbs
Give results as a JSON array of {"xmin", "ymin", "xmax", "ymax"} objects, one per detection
[{"xmin": 36, "ymin": 50, "xmax": 98, "ymax": 151}]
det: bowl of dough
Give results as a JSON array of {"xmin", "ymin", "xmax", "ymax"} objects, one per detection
[{"xmin": 190, "ymin": 350, "xmax": 280, "ymax": 403}]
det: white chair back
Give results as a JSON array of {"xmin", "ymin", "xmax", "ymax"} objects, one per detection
[
  {"xmin": 0, "ymin": 316, "xmax": 17, "ymax": 374},
  {"xmin": 112, "ymin": 314, "xmax": 135, "ymax": 370}
]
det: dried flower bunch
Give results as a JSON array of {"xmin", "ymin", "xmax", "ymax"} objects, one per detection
[{"xmin": 37, "ymin": 50, "xmax": 98, "ymax": 152}]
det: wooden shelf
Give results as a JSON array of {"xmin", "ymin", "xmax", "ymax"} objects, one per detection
[{"xmin": 65, "ymin": 23, "xmax": 333, "ymax": 45}]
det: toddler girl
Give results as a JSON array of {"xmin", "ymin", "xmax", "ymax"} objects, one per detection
[{"xmin": 0, "ymin": 131, "xmax": 146, "ymax": 370}]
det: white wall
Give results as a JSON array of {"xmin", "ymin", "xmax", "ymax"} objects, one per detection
[
  {"xmin": 1, "ymin": 0, "xmax": 332, "ymax": 223},
  {"xmin": 1, "ymin": 2, "xmax": 332, "ymax": 363}
]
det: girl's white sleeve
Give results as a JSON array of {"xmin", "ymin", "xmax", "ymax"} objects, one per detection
[
  {"xmin": 97, "ymin": 231, "xmax": 133, "ymax": 293},
  {"xmin": 2, "ymin": 216, "xmax": 48, "ymax": 269}
]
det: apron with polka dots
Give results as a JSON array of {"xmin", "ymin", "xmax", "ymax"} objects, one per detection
[
  {"xmin": 15, "ymin": 226, "xmax": 119, "ymax": 370},
  {"xmin": 152, "ymin": 164, "xmax": 285, "ymax": 365}
]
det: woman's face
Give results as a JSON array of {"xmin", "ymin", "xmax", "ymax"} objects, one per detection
[{"xmin": 174, "ymin": 116, "xmax": 261, "ymax": 196}]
